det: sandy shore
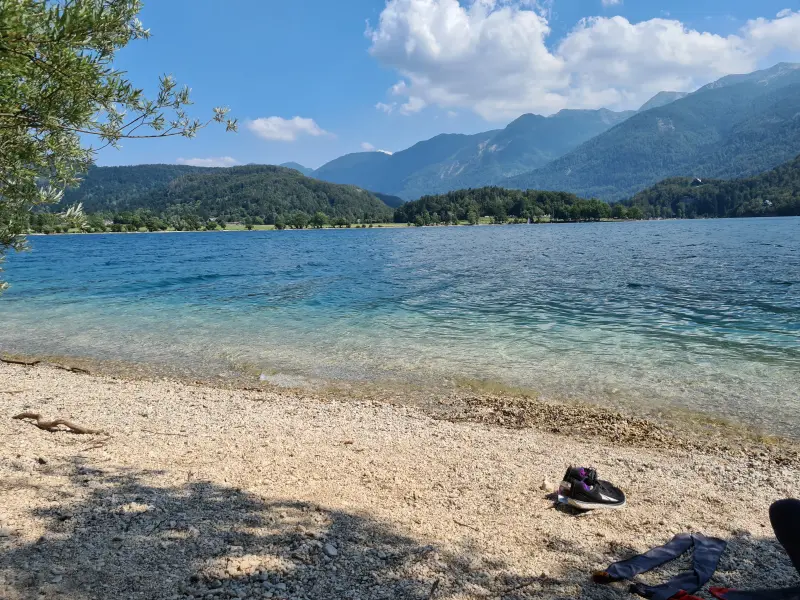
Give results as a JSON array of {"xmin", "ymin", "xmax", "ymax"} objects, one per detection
[{"xmin": 0, "ymin": 362, "xmax": 798, "ymax": 600}]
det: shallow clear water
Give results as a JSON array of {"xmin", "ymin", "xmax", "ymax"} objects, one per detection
[{"xmin": 1, "ymin": 219, "xmax": 798, "ymax": 436}]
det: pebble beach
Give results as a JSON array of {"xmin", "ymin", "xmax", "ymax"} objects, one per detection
[{"xmin": 0, "ymin": 361, "xmax": 798, "ymax": 600}]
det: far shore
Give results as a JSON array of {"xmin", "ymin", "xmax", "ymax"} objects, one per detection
[
  {"xmin": 27, "ymin": 217, "xmax": 663, "ymax": 236},
  {"xmin": 0, "ymin": 360, "xmax": 797, "ymax": 599}
]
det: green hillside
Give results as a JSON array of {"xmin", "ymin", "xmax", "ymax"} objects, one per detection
[
  {"xmin": 506, "ymin": 63, "xmax": 800, "ymax": 200},
  {"xmin": 45, "ymin": 165, "xmax": 394, "ymax": 231},
  {"xmin": 60, "ymin": 164, "xmax": 211, "ymax": 212},
  {"xmin": 625, "ymin": 154, "xmax": 800, "ymax": 218},
  {"xmin": 128, "ymin": 165, "xmax": 392, "ymax": 222}
]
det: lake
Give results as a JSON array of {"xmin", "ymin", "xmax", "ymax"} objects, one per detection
[{"xmin": 1, "ymin": 218, "xmax": 798, "ymax": 437}]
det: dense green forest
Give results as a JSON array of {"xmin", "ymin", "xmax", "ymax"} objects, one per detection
[
  {"xmin": 393, "ymin": 187, "xmax": 642, "ymax": 224},
  {"xmin": 34, "ymin": 165, "xmax": 394, "ymax": 232},
  {"xmin": 59, "ymin": 164, "xmax": 211, "ymax": 212},
  {"xmin": 625, "ymin": 154, "xmax": 800, "ymax": 218}
]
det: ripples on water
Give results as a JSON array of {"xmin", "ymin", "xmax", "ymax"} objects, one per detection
[{"xmin": 1, "ymin": 218, "xmax": 798, "ymax": 437}]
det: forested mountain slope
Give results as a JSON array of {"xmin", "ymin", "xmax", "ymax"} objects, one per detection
[{"xmin": 505, "ymin": 63, "xmax": 800, "ymax": 200}]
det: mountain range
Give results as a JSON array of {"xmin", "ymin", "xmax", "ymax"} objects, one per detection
[
  {"xmin": 300, "ymin": 63, "xmax": 800, "ymax": 201},
  {"xmin": 64, "ymin": 63, "xmax": 800, "ymax": 205},
  {"xmin": 507, "ymin": 63, "xmax": 800, "ymax": 200},
  {"xmin": 309, "ymin": 107, "xmax": 636, "ymax": 200}
]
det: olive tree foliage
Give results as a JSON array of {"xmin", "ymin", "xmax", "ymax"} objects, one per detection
[{"xmin": 0, "ymin": 0, "xmax": 237, "ymax": 291}]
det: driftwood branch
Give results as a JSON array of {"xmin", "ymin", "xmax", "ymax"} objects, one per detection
[
  {"xmin": 51, "ymin": 364, "xmax": 91, "ymax": 375},
  {"xmin": 1, "ymin": 357, "xmax": 40, "ymax": 366},
  {"xmin": 12, "ymin": 412, "xmax": 105, "ymax": 435}
]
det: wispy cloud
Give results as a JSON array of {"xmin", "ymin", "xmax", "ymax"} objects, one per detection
[
  {"xmin": 176, "ymin": 156, "xmax": 238, "ymax": 168},
  {"xmin": 246, "ymin": 116, "xmax": 330, "ymax": 142}
]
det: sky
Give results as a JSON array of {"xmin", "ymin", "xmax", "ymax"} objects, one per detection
[{"xmin": 95, "ymin": 0, "xmax": 800, "ymax": 170}]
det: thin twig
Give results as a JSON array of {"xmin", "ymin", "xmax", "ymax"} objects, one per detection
[
  {"xmin": 428, "ymin": 579, "xmax": 440, "ymax": 599},
  {"xmin": 1, "ymin": 390, "xmax": 25, "ymax": 394},
  {"xmin": 490, "ymin": 576, "xmax": 547, "ymax": 598},
  {"xmin": 142, "ymin": 430, "xmax": 190, "ymax": 437},
  {"xmin": 453, "ymin": 519, "xmax": 480, "ymax": 532}
]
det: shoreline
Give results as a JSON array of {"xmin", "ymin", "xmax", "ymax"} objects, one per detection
[
  {"xmin": 1, "ymin": 351, "xmax": 797, "ymax": 457},
  {"xmin": 23, "ymin": 218, "xmax": 688, "ymax": 237},
  {"xmin": 0, "ymin": 361, "xmax": 798, "ymax": 599},
  {"xmin": 23, "ymin": 215, "xmax": 799, "ymax": 237}
]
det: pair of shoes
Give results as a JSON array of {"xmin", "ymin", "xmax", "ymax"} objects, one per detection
[{"xmin": 559, "ymin": 466, "xmax": 626, "ymax": 510}]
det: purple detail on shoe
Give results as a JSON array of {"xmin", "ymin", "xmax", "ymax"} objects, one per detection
[
  {"xmin": 580, "ymin": 481, "xmax": 591, "ymax": 492},
  {"xmin": 579, "ymin": 468, "xmax": 587, "ymax": 478}
]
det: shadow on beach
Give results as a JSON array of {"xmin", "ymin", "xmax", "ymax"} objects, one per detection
[{"xmin": 0, "ymin": 458, "xmax": 797, "ymax": 600}]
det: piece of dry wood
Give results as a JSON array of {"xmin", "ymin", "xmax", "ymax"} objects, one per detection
[
  {"xmin": 490, "ymin": 576, "xmax": 549, "ymax": 598},
  {"xmin": 453, "ymin": 519, "xmax": 480, "ymax": 532},
  {"xmin": 12, "ymin": 412, "xmax": 104, "ymax": 435},
  {"xmin": 1, "ymin": 357, "xmax": 40, "ymax": 366},
  {"xmin": 50, "ymin": 364, "xmax": 91, "ymax": 374},
  {"xmin": 142, "ymin": 429, "xmax": 190, "ymax": 437}
]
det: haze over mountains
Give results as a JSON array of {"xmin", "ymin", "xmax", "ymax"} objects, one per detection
[{"xmin": 70, "ymin": 63, "xmax": 800, "ymax": 205}]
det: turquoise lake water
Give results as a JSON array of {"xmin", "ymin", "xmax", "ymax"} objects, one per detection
[{"xmin": 1, "ymin": 218, "xmax": 798, "ymax": 437}]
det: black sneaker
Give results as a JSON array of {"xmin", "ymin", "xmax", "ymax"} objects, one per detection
[
  {"xmin": 566, "ymin": 477, "xmax": 626, "ymax": 510},
  {"xmin": 562, "ymin": 466, "xmax": 598, "ymax": 486}
]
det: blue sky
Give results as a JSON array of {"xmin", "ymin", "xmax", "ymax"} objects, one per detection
[{"xmin": 96, "ymin": 0, "xmax": 800, "ymax": 170}]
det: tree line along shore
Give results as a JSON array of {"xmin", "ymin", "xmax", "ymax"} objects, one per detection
[{"xmin": 23, "ymin": 152, "xmax": 800, "ymax": 235}]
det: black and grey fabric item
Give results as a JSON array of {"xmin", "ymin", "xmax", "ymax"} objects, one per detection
[
  {"xmin": 594, "ymin": 533, "xmax": 727, "ymax": 600},
  {"xmin": 709, "ymin": 499, "xmax": 800, "ymax": 600}
]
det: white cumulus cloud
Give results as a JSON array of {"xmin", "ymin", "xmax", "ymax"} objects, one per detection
[
  {"xmin": 246, "ymin": 116, "xmax": 330, "ymax": 141},
  {"xmin": 367, "ymin": 2, "xmax": 800, "ymax": 120},
  {"xmin": 176, "ymin": 156, "xmax": 238, "ymax": 168},
  {"xmin": 601, "ymin": 0, "xmax": 622, "ymax": 7}
]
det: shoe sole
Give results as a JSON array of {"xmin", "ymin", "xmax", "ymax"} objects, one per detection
[{"xmin": 566, "ymin": 497, "xmax": 627, "ymax": 511}]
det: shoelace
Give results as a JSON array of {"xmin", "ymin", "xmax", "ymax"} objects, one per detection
[{"xmin": 579, "ymin": 467, "xmax": 599, "ymax": 486}]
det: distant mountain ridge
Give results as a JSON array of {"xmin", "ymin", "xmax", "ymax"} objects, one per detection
[
  {"xmin": 279, "ymin": 162, "xmax": 315, "ymax": 177},
  {"xmin": 311, "ymin": 107, "xmax": 635, "ymax": 199},
  {"xmin": 505, "ymin": 63, "xmax": 800, "ymax": 200},
  {"xmin": 638, "ymin": 91, "xmax": 688, "ymax": 112}
]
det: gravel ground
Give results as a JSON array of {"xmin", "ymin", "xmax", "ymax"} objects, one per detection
[{"xmin": 0, "ymin": 362, "xmax": 798, "ymax": 600}]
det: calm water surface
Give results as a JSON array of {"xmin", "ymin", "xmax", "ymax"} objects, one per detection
[{"xmin": 1, "ymin": 219, "xmax": 798, "ymax": 436}]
